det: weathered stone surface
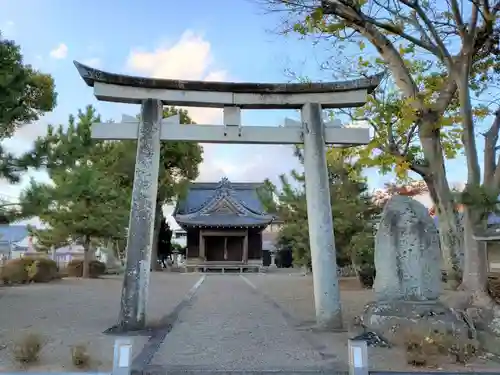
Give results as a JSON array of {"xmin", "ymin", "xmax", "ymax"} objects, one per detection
[
  {"xmin": 362, "ymin": 196, "xmax": 473, "ymax": 345},
  {"xmin": 374, "ymin": 195, "xmax": 442, "ymax": 302},
  {"xmin": 362, "ymin": 300, "xmax": 471, "ymax": 343},
  {"xmin": 466, "ymin": 306, "xmax": 500, "ymax": 355},
  {"xmin": 74, "ymin": 60, "xmax": 383, "ymax": 94},
  {"xmin": 116, "ymin": 98, "xmax": 162, "ymax": 332}
]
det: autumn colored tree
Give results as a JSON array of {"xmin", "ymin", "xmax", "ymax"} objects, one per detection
[{"xmin": 262, "ymin": 0, "xmax": 500, "ymax": 300}]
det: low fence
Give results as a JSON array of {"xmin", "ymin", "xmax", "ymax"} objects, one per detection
[{"xmin": 0, "ymin": 339, "xmax": 498, "ymax": 375}]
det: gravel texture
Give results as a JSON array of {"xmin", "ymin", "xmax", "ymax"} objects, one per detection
[
  {"xmin": 244, "ymin": 272, "xmax": 500, "ymax": 372},
  {"xmin": 152, "ymin": 275, "xmax": 335, "ymax": 371},
  {"xmin": 0, "ymin": 273, "xmax": 202, "ymax": 372}
]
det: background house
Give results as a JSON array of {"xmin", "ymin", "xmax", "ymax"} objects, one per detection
[{"xmin": 0, "ymin": 225, "xmax": 31, "ymax": 260}]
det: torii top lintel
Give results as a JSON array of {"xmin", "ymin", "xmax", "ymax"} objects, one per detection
[{"xmin": 74, "ymin": 61, "xmax": 384, "ymax": 109}]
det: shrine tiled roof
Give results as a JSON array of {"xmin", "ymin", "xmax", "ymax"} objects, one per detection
[{"xmin": 174, "ymin": 178, "xmax": 275, "ymax": 228}]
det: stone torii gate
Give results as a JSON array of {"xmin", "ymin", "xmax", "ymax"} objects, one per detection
[{"xmin": 74, "ymin": 61, "xmax": 382, "ymax": 332}]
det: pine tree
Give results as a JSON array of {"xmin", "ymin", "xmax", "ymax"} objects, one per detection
[
  {"xmin": 19, "ymin": 164, "xmax": 129, "ymax": 278},
  {"xmin": 17, "ymin": 105, "xmax": 203, "ymax": 275},
  {"xmin": 157, "ymin": 217, "xmax": 173, "ymax": 267},
  {"xmin": 264, "ymin": 148, "xmax": 380, "ymax": 270},
  {"xmin": 0, "ymin": 33, "xmax": 57, "ymax": 182}
]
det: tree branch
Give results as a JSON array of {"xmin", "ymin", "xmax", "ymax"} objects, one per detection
[
  {"xmin": 450, "ymin": 0, "xmax": 466, "ymax": 40},
  {"xmin": 486, "ymin": 108, "xmax": 500, "ymax": 186},
  {"xmin": 321, "ymin": 0, "xmax": 422, "ymax": 101},
  {"xmin": 398, "ymin": 0, "xmax": 454, "ymax": 66}
]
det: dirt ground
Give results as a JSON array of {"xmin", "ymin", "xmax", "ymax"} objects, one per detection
[
  {"xmin": 245, "ymin": 272, "xmax": 500, "ymax": 372},
  {"xmin": 0, "ymin": 273, "xmax": 202, "ymax": 372}
]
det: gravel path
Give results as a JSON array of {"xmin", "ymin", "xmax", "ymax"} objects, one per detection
[
  {"xmin": 0, "ymin": 273, "xmax": 201, "ymax": 372},
  {"xmin": 152, "ymin": 275, "xmax": 334, "ymax": 371}
]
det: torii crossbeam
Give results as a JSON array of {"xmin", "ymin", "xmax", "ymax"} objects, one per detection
[{"xmin": 74, "ymin": 61, "xmax": 383, "ymax": 332}]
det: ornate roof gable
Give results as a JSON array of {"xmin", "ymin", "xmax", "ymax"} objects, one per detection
[
  {"xmin": 181, "ymin": 178, "xmax": 266, "ymax": 219},
  {"xmin": 174, "ymin": 177, "xmax": 276, "ymax": 228}
]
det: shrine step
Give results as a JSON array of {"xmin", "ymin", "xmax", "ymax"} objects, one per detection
[{"xmin": 185, "ymin": 265, "xmax": 261, "ymax": 273}]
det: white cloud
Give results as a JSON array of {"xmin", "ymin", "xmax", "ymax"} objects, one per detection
[
  {"xmin": 50, "ymin": 43, "xmax": 68, "ymax": 59},
  {"xmin": 125, "ymin": 30, "xmax": 297, "ymax": 184},
  {"xmin": 126, "ymin": 30, "xmax": 227, "ymax": 125}
]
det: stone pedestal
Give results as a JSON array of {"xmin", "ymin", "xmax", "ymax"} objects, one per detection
[
  {"xmin": 362, "ymin": 300, "xmax": 471, "ymax": 342},
  {"xmin": 362, "ymin": 196, "xmax": 473, "ymax": 342}
]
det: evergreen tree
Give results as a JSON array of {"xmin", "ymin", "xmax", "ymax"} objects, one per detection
[
  {"xmin": 0, "ymin": 33, "xmax": 57, "ymax": 182},
  {"xmin": 17, "ymin": 105, "xmax": 202, "ymax": 276},
  {"xmin": 157, "ymin": 217, "xmax": 173, "ymax": 266},
  {"xmin": 18, "ymin": 105, "xmax": 203, "ymax": 270},
  {"xmin": 19, "ymin": 164, "xmax": 129, "ymax": 278},
  {"xmin": 264, "ymin": 148, "xmax": 380, "ymax": 270}
]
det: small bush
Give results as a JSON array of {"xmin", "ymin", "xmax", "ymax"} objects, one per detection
[
  {"xmin": 358, "ymin": 264, "xmax": 375, "ymax": 288},
  {"xmin": 1, "ymin": 258, "xmax": 58, "ymax": 285},
  {"xmin": 10, "ymin": 333, "xmax": 44, "ymax": 365},
  {"xmin": 28, "ymin": 258, "xmax": 59, "ymax": 282},
  {"xmin": 488, "ymin": 274, "xmax": 500, "ymax": 303},
  {"xmin": 402, "ymin": 328, "xmax": 479, "ymax": 367},
  {"xmin": 1, "ymin": 259, "xmax": 30, "ymax": 284},
  {"xmin": 70, "ymin": 343, "xmax": 91, "ymax": 369},
  {"xmin": 67, "ymin": 259, "xmax": 106, "ymax": 278}
]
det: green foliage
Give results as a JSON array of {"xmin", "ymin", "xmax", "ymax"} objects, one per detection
[
  {"xmin": 20, "ymin": 165, "xmax": 130, "ymax": 242},
  {"xmin": 0, "ymin": 33, "xmax": 57, "ymax": 183},
  {"xmin": 20, "ymin": 105, "xmax": 202, "ymax": 204},
  {"xmin": 458, "ymin": 184, "xmax": 500, "ymax": 222},
  {"xmin": 275, "ymin": 0, "xmax": 499, "ymax": 183},
  {"xmin": 264, "ymin": 148, "xmax": 380, "ymax": 268},
  {"xmin": 16, "ymin": 105, "xmax": 203, "ymax": 273},
  {"xmin": 157, "ymin": 217, "xmax": 173, "ymax": 258},
  {"xmin": 30, "ymin": 225, "xmax": 70, "ymax": 252},
  {"xmin": 0, "ymin": 33, "xmax": 57, "ymax": 135}
]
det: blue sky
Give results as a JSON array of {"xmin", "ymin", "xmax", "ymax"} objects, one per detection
[{"xmin": 0, "ymin": 0, "xmax": 478, "ymax": 202}]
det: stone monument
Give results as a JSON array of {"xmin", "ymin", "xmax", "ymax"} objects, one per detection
[{"xmin": 362, "ymin": 196, "xmax": 471, "ymax": 341}]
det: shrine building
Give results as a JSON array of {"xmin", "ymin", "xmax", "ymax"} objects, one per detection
[{"xmin": 173, "ymin": 178, "xmax": 275, "ymax": 272}]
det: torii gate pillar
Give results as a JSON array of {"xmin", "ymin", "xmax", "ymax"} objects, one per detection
[
  {"xmin": 74, "ymin": 60, "xmax": 382, "ymax": 331},
  {"xmin": 302, "ymin": 102, "xmax": 342, "ymax": 328},
  {"xmin": 119, "ymin": 99, "xmax": 162, "ymax": 331}
]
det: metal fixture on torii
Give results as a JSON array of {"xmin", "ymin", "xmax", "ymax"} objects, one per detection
[{"xmin": 74, "ymin": 61, "xmax": 383, "ymax": 332}]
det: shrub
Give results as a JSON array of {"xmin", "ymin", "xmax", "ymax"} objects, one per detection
[
  {"xmin": 67, "ymin": 259, "xmax": 106, "ymax": 278},
  {"xmin": 358, "ymin": 264, "xmax": 375, "ymax": 288},
  {"xmin": 27, "ymin": 258, "xmax": 59, "ymax": 282},
  {"xmin": 1, "ymin": 259, "xmax": 30, "ymax": 284},
  {"xmin": 10, "ymin": 333, "xmax": 45, "ymax": 365},
  {"xmin": 488, "ymin": 274, "xmax": 500, "ymax": 302},
  {"xmin": 402, "ymin": 328, "xmax": 479, "ymax": 367},
  {"xmin": 1, "ymin": 257, "xmax": 58, "ymax": 285},
  {"xmin": 70, "ymin": 344, "xmax": 91, "ymax": 369}
]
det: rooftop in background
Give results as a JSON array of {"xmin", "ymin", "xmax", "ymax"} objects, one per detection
[
  {"xmin": 174, "ymin": 177, "xmax": 275, "ymax": 229},
  {"xmin": 0, "ymin": 225, "xmax": 29, "ymax": 245}
]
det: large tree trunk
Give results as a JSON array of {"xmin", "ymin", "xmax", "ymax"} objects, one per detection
[
  {"xmin": 82, "ymin": 236, "xmax": 92, "ymax": 279},
  {"xmin": 420, "ymin": 126, "xmax": 464, "ymax": 283},
  {"xmin": 462, "ymin": 207, "xmax": 489, "ymax": 294},
  {"xmin": 150, "ymin": 200, "xmax": 163, "ymax": 271}
]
